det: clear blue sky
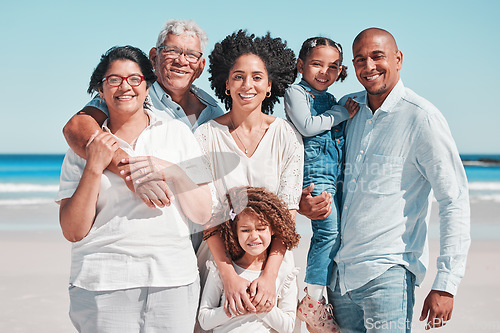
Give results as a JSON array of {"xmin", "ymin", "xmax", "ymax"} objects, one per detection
[{"xmin": 1, "ymin": 0, "xmax": 498, "ymax": 154}]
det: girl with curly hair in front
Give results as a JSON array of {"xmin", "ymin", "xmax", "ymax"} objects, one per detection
[
  {"xmin": 198, "ymin": 186, "xmax": 300, "ymax": 332},
  {"xmin": 194, "ymin": 30, "xmax": 303, "ymax": 326}
]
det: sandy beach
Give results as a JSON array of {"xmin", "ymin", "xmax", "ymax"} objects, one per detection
[{"xmin": 1, "ymin": 200, "xmax": 499, "ymax": 332}]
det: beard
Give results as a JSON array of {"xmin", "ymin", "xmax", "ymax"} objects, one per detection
[{"xmin": 366, "ymin": 83, "xmax": 388, "ymax": 96}]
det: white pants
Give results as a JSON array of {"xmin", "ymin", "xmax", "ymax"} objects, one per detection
[{"xmin": 69, "ymin": 277, "xmax": 200, "ymax": 333}]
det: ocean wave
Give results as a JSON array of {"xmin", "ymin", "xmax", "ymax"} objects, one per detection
[
  {"xmin": 469, "ymin": 195, "xmax": 500, "ymax": 203},
  {"xmin": 463, "ymin": 160, "xmax": 500, "ymax": 167},
  {"xmin": 468, "ymin": 182, "xmax": 500, "ymax": 191},
  {"xmin": 0, "ymin": 183, "xmax": 59, "ymax": 193},
  {"xmin": 0, "ymin": 198, "xmax": 55, "ymax": 206}
]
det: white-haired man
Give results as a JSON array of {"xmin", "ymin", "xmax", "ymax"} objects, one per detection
[{"xmin": 63, "ymin": 19, "xmax": 223, "ymax": 250}]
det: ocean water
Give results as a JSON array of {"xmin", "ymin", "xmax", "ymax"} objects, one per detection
[
  {"xmin": 1, "ymin": 154, "xmax": 500, "ymax": 207},
  {"xmin": 1, "ymin": 154, "xmax": 499, "ymax": 236},
  {"xmin": 461, "ymin": 154, "xmax": 500, "ymax": 202},
  {"xmin": 0, "ymin": 154, "xmax": 63, "ymax": 206}
]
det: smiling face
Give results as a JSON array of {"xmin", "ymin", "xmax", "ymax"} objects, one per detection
[
  {"xmin": 236, "ymin": 211, "xmax": 273, "ymax": 261},
  {"xmin": 149, "ymin": 33, "xmax": 205, "ymax": 95},
  {"xmin": 352, "ymin": 30, "xmax": 402, "ymax": 109},
  {"xmin": 298, "ymin": 45, "xmax": 342, "ymax": 91},
  {"xmin": 226, "ymin": 53, "xmax": 272, "ymax": 113},
  {"xmin": 99, "ymin": 59, "xmax": 148, "ymax": 116}
]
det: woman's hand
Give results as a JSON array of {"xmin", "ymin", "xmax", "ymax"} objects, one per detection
[
  {"xmin": 85, "ymin": 130, "xmax": 119, "ymax": 173},
  {"xmin": 121, "ymin": 156, "xmax": 177, "ymax": 208},
  {"xmin": 221, "ymin": 272, "xmax": 255, "ymax": 317},
  {"xmin": 121, "ymin": 156, "xmax": 211, "ymax": 224},
  {"xmin": 124, "ymin": 156, "xmax": 182, "ymax": 183},
  {"xmin": 248, "ymin": 273, "xmax": 276, "ymax": 313}
]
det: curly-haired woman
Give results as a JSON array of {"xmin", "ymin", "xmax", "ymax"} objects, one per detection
[{"xmin": 194, "ymin": 30, "xmax": 303, "ymax": 326}]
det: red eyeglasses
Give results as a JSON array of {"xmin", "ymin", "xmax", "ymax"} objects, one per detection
[{"xmin": 102, "ymin": 74, "xmax": 145, "ymax": 87}]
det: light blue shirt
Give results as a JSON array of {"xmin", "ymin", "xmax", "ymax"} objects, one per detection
[
  {"xmin": 86, "ymin": 81, "xmax": 224, "ymax": 132},
  {"xmin": 333, "ymin": 80, "xmax": 470, "ymax": 296}
]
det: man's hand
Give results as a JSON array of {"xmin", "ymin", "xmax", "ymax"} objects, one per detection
[
  {"xmin": 85, "ymin": 131, "xmax": 119, "ymax": 173},
  {"xmin": 420, "ymin": 290, "xmax": 454, "ymax": 330},
  {"xmin": 63, "ymin": 106, "xmax": 108, "ymax": 159},
  {"xmin": 298, "ymin": 184, "xmax": 332, "ymax": 220}
]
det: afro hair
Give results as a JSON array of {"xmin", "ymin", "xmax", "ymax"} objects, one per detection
[{"xmin": 208, "ymin": 30, "xmax": 297, "ymax": 114}]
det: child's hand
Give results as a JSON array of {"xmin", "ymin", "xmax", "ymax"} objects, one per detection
[{"xmin": 344, "ymin": 97, "xmax": 360, "ymax": 119}]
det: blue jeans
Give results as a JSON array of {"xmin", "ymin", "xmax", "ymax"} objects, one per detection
[
  {"xmin": 327, "ymin": 265, "xmax": 415, "ymax": 333},
  {"xmin": 304, "ymin": 182, "xmax": 341, "ymax": 286},
  {"xmin": 303, "ymin": 134, "xmax": 343, "ymax": 286}
]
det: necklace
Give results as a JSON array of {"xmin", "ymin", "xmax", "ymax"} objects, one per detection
[{"xmin": 229, "ymin": 116, "xmax": 249, "ymax": 154}]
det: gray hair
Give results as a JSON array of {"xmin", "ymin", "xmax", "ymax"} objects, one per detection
[{"xmin": 156, "ymin": 19, "xmax": 208, "ymax": 52}]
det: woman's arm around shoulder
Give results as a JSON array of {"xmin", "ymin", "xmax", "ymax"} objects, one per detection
[{"xmin": 257, "ymin": 264, "xmax": 300, "ymax": 332}]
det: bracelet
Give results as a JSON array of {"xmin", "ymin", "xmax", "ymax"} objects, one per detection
[{"xmin": 202, "ymin": 228, "xmax": 219, "ymax": 241}]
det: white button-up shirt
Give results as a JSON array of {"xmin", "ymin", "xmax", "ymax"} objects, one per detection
[
  {"xmin": 333, "ymin": 80, "xmax": 470, "ymax": 296},
  {"xmin": 57, "ymin": 110, "xmax": 212, "ymax": 291}
]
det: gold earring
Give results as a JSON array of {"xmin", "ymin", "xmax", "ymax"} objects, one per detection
[
  {"xmin": 225, "ymin": 89, "xmax": 230, "ymax": 96},
  {"xmin": 266, "ymin": 91, "xmax": 271, "ymax": 98}
]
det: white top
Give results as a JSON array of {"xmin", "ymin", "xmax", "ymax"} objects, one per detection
[
  {"xmin": 194, "ymin": 117, "xmax": 304, "ymax": 210},
  {"xmin": 56, "ymin": 110, "xmax": 212, "ymax": 291},
  {"xmin": 198, "ymin": 260, "xmax": 299, "ymax": 332}
]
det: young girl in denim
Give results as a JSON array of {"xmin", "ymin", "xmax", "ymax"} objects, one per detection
[{"xmin": 284, "ymin": 37, "xmax": 358, "ymax": 332}]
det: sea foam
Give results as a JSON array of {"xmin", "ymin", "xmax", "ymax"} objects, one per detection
[
  {"xmin": 468, "ymin": 182, "xmax": 500, "ymax": 191},
  {"xmin": 0, "ymin": 198, "xmax": 55, "ymax": 206},
  {"xmin": 0, "ymin": 183, "xmax": 59, "ymax": 193}
]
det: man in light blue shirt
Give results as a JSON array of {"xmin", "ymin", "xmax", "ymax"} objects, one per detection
[
  {"xmin": 299, "ymin": 28, "xmax": 470, "ymax": 332},
  {"xmin": 62, "ymin": 19, "xmax": 224, "ymax": 251}
]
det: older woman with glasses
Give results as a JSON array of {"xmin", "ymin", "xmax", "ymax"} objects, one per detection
[
  {"xmin": 56, "ymin": 45, "xmax": 212, "ymax": 332},
  {"xmin": 62, "ymin": 21, "xmax": 224, "ymax": 252}
]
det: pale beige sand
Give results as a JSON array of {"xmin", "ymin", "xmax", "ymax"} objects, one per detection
[{"xmin": 0, "ymin": 201, "xmax": 498, "ymax": 332}]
